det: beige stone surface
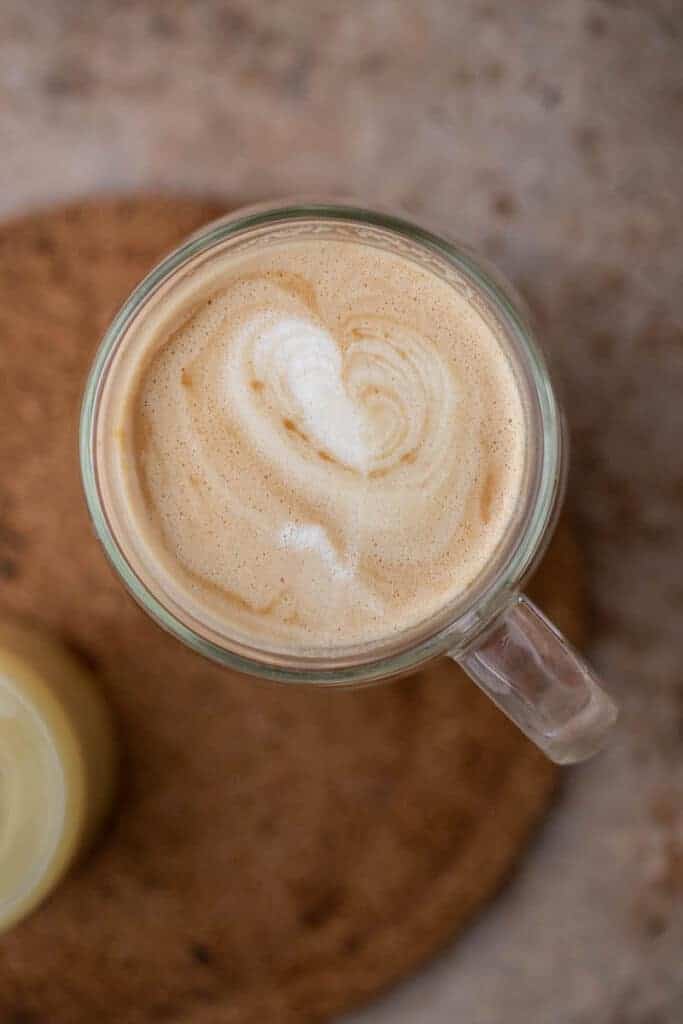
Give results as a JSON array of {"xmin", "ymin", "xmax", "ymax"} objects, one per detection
[{"xmin": 1, "ymin": 1, "xmax": 681, "ymax": 1021}]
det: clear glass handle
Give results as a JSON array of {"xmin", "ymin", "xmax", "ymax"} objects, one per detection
[{"xmin": 455, "ymin": 595, "xmax": 618, "ymax": 764}]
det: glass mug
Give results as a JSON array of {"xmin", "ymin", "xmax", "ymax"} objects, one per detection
[{"xmin": 80, "ymin": 200, "xmax": 617, "ymax": 764}]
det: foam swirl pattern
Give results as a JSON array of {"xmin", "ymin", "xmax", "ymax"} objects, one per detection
[{"xmin": 118, "ymin": 239, "xmax": 526, "ymax": 650}]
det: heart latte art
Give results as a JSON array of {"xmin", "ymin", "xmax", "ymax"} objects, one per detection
[{"xmin": 114, "ymin": 238, "xmax": 526, "ymax": 649}]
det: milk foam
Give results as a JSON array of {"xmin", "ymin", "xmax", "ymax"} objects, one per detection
[
  {"xmin": 114, "ymin": 237, "xmax": 527, "ymax": 650},
  {"xmin": 239, "ymin": 315, "xmax": 372, "ymax": 472}
]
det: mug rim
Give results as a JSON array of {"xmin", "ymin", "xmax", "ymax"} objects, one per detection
[{"xmin": 80, "ymin": 200, "xmax": 564, "ymax": 685}]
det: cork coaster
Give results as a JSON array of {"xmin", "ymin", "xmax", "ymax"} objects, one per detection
[{"xmin": 0, "ymin": 199, "xmax": 584, "ymax": 1024}]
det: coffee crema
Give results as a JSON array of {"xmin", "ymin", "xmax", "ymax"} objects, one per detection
[{"xmin": 113, "ymin": 237, "xmax": 527, "ymax": 650}]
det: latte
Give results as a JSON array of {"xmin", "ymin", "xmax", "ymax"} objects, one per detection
[{"xmin": 109, "ymin": 235, "xmax": 527, "ymax": 650}]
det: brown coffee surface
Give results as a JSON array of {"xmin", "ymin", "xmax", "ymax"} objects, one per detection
[
  {"xmin": 108, "ymin": 231, "xmax": 527, "ymax": 651},
  {"xmin": 0, "ymin": 198, "xmax": 582, "ymax": 1024}
]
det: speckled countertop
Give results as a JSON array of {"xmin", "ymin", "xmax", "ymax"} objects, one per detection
[{"xmin": 1, "ymin": 2, "xmax": 682, "ymax": 1021}]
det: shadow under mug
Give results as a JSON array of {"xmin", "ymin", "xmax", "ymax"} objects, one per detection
[{"xmin": 80, "ymin": 200, "xmax": 617, "ymax": 765}]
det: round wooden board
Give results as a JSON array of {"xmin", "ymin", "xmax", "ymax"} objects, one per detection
[{"xmin": 0, "ymin": 199, "xmax": 584, "ymax": 1024}]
